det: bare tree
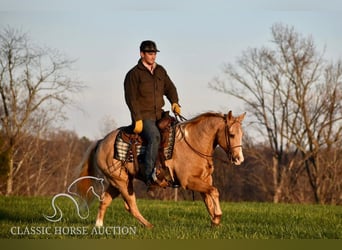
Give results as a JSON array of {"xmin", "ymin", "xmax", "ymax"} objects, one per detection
[
  {"xmin": 210, "ymin": 23, "xmax": 342, "ymax": 204},
  {"xmin": 99, "ymin": 115, "xmax": 117, "ymax": 138},
  {"xmin": 9, "ymin": 129, "xmax": 92, "ymax": 196},
  {"xmin": 0, "ymin": 27, "xmax": 85, "ymax": 195}
]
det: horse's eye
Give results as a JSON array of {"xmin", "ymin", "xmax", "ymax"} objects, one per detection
[{"xmin": 229, "ymin": 134, "xmax": 235, "ymax": 139}]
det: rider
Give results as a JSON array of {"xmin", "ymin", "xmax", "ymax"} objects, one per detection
[{"xmin": 124, "ymin": 40, "xmax": 181, "ymax": 187}]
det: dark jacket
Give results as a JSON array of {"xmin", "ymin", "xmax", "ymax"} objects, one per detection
[{"xmin": 124, "ymin": 59, "xmax": 179, "ymax": 122}]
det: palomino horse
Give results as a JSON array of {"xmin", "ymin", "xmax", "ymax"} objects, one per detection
[{"xmin": 77, "ymin": 110, "xmax": 245, "ymax": 228}]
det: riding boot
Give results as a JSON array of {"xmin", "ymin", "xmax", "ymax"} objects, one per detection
[
  {"xmin": 145, "ymin": 168, "xmax": 158, "ymax": 186},
  {"xmin": 147, "ymin": 167, "xmax": 169, "ymax": 190}
]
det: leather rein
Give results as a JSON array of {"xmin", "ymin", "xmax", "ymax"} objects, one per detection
[{"xmin": 176, "ymin": 114, "xmax": 242, "ymax": 164}]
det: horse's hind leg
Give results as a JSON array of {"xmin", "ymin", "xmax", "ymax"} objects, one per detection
[
  {"xmin": 95, "ymin": 185, "xmax": 120, "ymax": 227},
  {"xmin": 118, "ymin": 176, "xmax": 153, "ymax": 228},
  {"xmin": 121, "ymin": 197, "xmax": 153, "ymax": 229}
]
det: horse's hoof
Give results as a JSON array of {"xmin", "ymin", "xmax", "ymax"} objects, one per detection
[
  {"xmin": 211, "ymin": 215, "xmax": 222, "ymax": 227},
  {"xmin": 95, "ymin": 220, "xmax": 103, "ymax": 227}
]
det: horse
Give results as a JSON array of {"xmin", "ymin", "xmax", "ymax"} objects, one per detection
[{"xmin": 77, "ymin": 110, "xmax": 246, "ymax": 228}]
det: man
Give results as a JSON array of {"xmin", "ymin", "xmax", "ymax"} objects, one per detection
[{"xmin": 124, "ymin": 40, "xmax": 181, "ymax": 187}]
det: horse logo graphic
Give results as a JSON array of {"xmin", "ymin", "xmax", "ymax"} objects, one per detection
[{"xmin": 44, "ymin": 176, "xmax": 105, "ymax": 222}]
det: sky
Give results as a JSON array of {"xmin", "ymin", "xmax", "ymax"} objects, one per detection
[{"xmin": 1, "ymin": 0, "xmax": 342, "ymax": 139}]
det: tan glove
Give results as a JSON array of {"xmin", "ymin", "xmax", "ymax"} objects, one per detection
[
  {"xmin": 133, "ymin": 120, "xmax": 143, "ymax": 134},
  {"xmin": 172, "ymin": 103, "xmax": 181, "ymax": 115}
]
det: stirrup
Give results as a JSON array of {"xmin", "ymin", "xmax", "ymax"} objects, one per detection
[{"xmin": 151, "ymin": 167, "xmax": 158, "ymax": 182}]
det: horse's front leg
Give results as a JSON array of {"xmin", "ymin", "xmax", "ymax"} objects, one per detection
[
  {"xmin": 95, "ymin": 185, "xmax": 120, "ymax": 227},
  {"xmin": 186, "ymin": 176, "xmax": 222, "ymax": 226},
  {"xmin": 201, "ymin": 190, "xmax": 222, "ymax": 226}
]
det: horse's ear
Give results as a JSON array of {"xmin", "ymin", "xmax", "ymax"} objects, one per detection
[
  {"xmin": 238, "ymin": 112, "xmax": 246, "ymax": 122},
  {"xmin": 227, "ymin": 110, "xmax": 233, "ymax": 120}
]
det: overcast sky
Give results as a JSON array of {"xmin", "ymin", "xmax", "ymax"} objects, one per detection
[{"xmin": 1, "ymin": 0, "xmax": 342, "ymax": 139}]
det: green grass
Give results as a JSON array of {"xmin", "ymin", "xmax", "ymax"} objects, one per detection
[{"xmin": 0, "ymin": 196, "xmax": 341, "ymax": 239}]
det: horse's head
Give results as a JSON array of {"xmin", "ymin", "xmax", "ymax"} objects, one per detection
[{"xmin": 218, "ymin": 111, "xmax": 246, "ymax": 165}]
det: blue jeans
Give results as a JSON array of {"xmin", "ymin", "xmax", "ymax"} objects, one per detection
[{"xmin": 141, "ymin": 120, "xmax": 161, "ymax": 180}]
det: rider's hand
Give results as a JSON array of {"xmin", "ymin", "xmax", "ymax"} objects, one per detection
[
  {"xmin": 133, "ymin": 120, "xmax": 143, "ymax": 134},
  {"xmin": 172, "ymin": 103, "xmax": 181, "ymax": 115}
]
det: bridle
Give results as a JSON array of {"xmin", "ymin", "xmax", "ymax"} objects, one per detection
[
  {"xmin": 223, "ymin": 115, "xmax": 243, "ymax": 163},
  {"xmin": 177, "ymin": 114, "xmax": 242, "ymax": 163}
]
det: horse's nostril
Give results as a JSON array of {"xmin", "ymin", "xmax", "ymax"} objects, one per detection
[{"xmin": 232, "ymin": 154, "xmax": 244, "ymax": 165}]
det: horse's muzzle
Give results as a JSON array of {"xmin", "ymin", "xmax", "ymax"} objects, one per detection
[{"xmin": 232, "ymin": 153, "xmax": 244, "ymax": 166}]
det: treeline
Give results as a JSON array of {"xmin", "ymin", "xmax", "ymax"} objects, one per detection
[
  {"xmin": 0, "ymin": 130, "xmax": 91, "ymax": 196},
  {"xmin": 1, "ymin": 129, "xmax": 340, "ymax": 204}
]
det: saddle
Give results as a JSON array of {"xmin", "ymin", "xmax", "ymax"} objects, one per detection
[{"xmin": 114, "ymin": 112, "xmax": 177, "ymax": 187}]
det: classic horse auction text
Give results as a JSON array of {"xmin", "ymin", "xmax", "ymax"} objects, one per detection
[{"xmin": 10, "ymin": 225, "xmax": 137, "ymax": 236}]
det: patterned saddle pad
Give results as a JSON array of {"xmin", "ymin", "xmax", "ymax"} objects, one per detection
[{"xmin": 114, "ymin": 124, "xmax": 176, "ymax": 163}]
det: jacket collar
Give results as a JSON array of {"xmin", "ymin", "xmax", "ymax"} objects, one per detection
[{"xmin": 137, "ymin": 59, "xmax": 157, "ymax": 73}]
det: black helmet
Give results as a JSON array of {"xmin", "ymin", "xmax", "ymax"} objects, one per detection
[{"xmin": 140, "ymin": 40, "xmax": 160, "ymax": 52}]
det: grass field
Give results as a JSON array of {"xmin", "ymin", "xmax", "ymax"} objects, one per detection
[{"xmin": 0, "ymin": 196, "xmax": 341, "ymax": 239}]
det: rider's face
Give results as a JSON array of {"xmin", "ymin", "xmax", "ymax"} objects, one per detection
[{"xmin": 140, "ymin": 51, "xmax": 157, "ymax": 65}]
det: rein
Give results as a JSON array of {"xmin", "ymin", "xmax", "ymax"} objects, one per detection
[
  {"xmin": 176, "ymin": 114, "xmax": 213, "ymax": 158},
  {"xmin": 179, "ymin": 126, "xmax": 214, "ymax": 159}
]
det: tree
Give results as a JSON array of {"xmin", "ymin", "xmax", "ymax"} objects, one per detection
[
  {"xmin": 99, "ymin": 115, "xmax": 117, "ymax": 138},
  {"xmin": 0, "ymin": 27, "xmax": 85, "ymax": 195},
  {"xmin": 210, "ymin": 23, "xmax": 342, "ymax": 204}
]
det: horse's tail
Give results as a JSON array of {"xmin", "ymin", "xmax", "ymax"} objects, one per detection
[{"xmin": 76, "ymin": 141, "xmax": 106, "ymax": 205}]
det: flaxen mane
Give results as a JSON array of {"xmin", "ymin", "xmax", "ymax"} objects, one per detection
[{"xmin": 183, "ymin": 112, "xmax": 225, "ymax": 126}]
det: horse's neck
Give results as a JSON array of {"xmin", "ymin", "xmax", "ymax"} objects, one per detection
[{"xmin": 183, "ymin": 116, "xmax": 223, "ymax": 153}]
